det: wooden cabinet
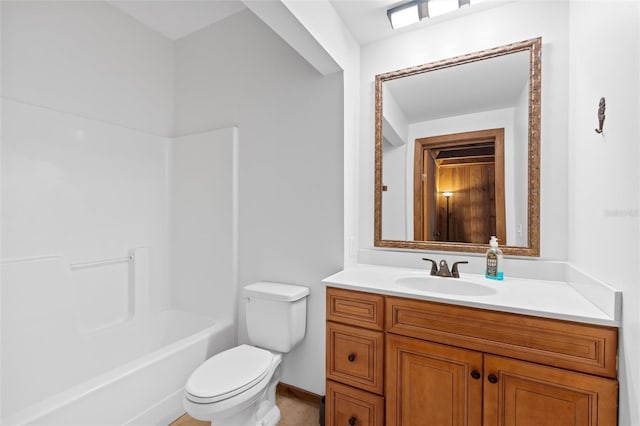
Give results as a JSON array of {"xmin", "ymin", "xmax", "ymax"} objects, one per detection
[
  {"xmin": 483, "ymin": 355, "xmax": 618, "ymax": 426},
  {"xmin": 326, "ymin": 287, "xmax": 385, "ymax": 426},
  {"xmin": 386, "ymin": 335, "xmax": 617, "ymax": 426},
  {"xmin": 325, "ymin": 287, "xmax": 619, "ymax": 426},
  {"xmin": 386, "ymin": 334, "xmax": 483, "ymax": 426},
  {"xmin": 385, "ymin": 296, "xmax": 617, "ymax": 378}
]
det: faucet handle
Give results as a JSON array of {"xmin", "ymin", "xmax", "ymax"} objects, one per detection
[
  {"xmin": 422, "ymin": 258, "xmax": 438, "ymax": 276},
  {"xmin": 451, "ymin": 261, "xmax": 469, "ymax": 278}
]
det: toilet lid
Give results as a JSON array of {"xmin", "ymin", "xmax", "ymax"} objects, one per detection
[{"xmin": 185, "ymin": 344, "xmax": 273, "ymax": 403}]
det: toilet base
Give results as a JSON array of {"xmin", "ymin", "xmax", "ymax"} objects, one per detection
[
  {"xmin": 255, "ymin": 400, "xmax": 280, "ymax": 426},
  {"xmin": 193, "ymin": 399, "xmax": 280, "ymax": 426}
]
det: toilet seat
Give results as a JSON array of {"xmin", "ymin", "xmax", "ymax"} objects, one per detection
[{"xmin": 185, "ymin": 345, "xmax": 273, "ymax": 404}]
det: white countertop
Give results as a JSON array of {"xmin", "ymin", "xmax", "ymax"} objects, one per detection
[{"xmin": 322, "ymin": 264, "xmax": 619, "ymax": 327}]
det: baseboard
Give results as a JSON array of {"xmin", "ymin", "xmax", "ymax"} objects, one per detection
[{"xmin": 276, "ymin": 382, "xmax": 322, "ymax": 405}]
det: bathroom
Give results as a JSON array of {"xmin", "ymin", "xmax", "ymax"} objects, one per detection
[{"xmin": 1, "ymin": 0, "xmax": 638, "ymax": 425}]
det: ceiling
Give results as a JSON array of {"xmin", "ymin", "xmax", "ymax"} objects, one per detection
[
  {"xmin": 108, "ymin": 1, "xmax": 247, "ymax": 40},
  {"xmin": 108, "ymin": 0, "xmax": 512, "ymax": 44},
  {"xmin": 384, "ymin": 50, "xmax": 530, "ymax": 123},
  {"xmin": 330, "ymin": 0, "xmax": 512, "ymax": 45},
  {"xmin": 106, "ymin": 0, "xmax": 523, "ymax": 123}
]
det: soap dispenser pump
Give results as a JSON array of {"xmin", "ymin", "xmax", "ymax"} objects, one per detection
[{"xmin": 485, "ymin": 236, "xmax": 504, "ymax": 280}]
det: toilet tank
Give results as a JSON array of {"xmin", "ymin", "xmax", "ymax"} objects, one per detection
[{"xmin": 243, "ymin": 282, "xmax": 309, "ymax": 353}]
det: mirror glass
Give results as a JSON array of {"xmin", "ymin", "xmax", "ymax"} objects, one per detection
[{"xmin": 374, "ymin": 38, "xmax": 541, "ymax": 256}]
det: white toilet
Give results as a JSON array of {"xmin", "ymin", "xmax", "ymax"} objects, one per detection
[{"xmin": 183, "ymin": 282, "xmax": 310, "ymax": 426}]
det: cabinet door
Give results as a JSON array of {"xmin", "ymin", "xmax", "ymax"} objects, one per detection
[
  {"xmin": 483, "ymin": 355, "xmax": 618, "ymax": 426},
  {"xmin": 386, "ymin": 334, "xmax": 483, "ymax": 426}
]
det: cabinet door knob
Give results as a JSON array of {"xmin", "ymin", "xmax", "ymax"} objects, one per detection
[
  {"xmin": 347, "ymin": 354, "xmax": 356, "ymax": 362},
  {"xmin": 470, "ymin": 370, "xmax": 481, "ymax": 380},
  {"xmin": 348, "ymin": 416, "xmax": 357, "ymax": 425},
  {"xmin": 487, "ymin": 374, "xmax": 498, "ymax": 384}
]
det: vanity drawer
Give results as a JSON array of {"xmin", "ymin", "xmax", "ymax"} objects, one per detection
[
  {"xmin": 326, "ymin": 321, "xmax": 384, "ymax": 394},
  {"xmin": 326, "ymin": 380, "xmax": 384, "ymax": 426},
  {"xmin": 386, "ymin": 296, "xmax": 618, "ymax": 378},
  {"xmin": 327, "ymin": 287, "xmax": 384, "ymax": 331}
]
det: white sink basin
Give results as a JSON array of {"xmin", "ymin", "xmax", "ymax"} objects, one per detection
[{"xmin": 395, "ymin": 275, "xmax": 497, "ymax": 296}]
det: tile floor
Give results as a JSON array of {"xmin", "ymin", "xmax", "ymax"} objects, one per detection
[{"xmin": 170, "ymin": 390, "xmax": 321, "ymax": 426}]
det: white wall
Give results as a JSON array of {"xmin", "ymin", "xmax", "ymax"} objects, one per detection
[
  {"xmin": 359, "ymin": 1, "xmax": 570, "ymax": 262},
  {"xmin": 173, "ymin": 9, "xmax": 344, "ymax": 395},
  {"xmin": 512, "ymin": 80, "xmax": 529, "ymax": 246},
  {"xmin": 382, "ymin": 85, "xmax": 409, "ymax": 147},
  {"xmin": 568, "ymin": 2, "xmax": 640, "ymax": 425},
  {"xmin": 381, "ymin": 140, "xmax": 407, "ymax": 240},
  {"xmin": 170, "ymin": 128, "xmax": 238, "ymax": 322},
  {"xmin": 380, "ymin": 86, "xmax": 409, "ymax": 240},
  {"xmin": 273, "ymin": 0, "xmax": 361, "ymax": 268},
  {"xmin": 1, "ymin": 0, "xmax": 174, "ymax": 137}
]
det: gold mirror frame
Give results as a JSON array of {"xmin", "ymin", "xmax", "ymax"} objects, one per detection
[{"xmin": 374, "ymin": 37, "xmax": 541, "ymax": 256}]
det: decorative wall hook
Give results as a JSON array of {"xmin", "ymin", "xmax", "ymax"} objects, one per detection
[{"xmin": 595, "ymin": 97, "xmax": 606, "ymax": 134}]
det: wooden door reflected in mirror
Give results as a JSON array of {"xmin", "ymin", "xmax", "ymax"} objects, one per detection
[{"xmin": 414, "ymin": 128, "xmax": 505, "ymax": 244}]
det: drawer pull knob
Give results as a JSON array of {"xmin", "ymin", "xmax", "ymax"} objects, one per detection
[
  {"xmin": 347, "ymin": 354, "xmax": 356, "ymax": 362},
  {"xmin": 348, "ymin": 416, "xmax": 357, "ymax": 425},
  {"xmin": 487, "ymin": 374, "xmax": 499, "ymax": 384},
  {"xmin": 471, "ymin": 370, "xmax": 481, "ymax": 380}
]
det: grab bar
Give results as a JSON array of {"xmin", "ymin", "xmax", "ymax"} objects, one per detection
[{"xmin": 70, "ymin": 255, "xmax": 133, "ymax": 271}]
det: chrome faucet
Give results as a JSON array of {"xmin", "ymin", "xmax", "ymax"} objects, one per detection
[{"xmin": 422, "ymin": 258, "xmax": 468, "ymax": 278}]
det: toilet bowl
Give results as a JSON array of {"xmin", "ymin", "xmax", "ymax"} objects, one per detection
[
  {"xmin": 183, "ymin": 282, "xmax": 309, "ymax": 426},
  {"xmin": 183, "ymin": 345, "xmax": 282, "ymax": 425}
]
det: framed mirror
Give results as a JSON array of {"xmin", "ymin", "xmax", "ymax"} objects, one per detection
[{"xmin": 374, "ymin": 38, "xmax": 541, "ymax": 256}]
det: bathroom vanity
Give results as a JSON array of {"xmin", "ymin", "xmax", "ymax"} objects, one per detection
[{"xmin": 323, "ymin": 265, "xmax": 619, "ymax": 426}]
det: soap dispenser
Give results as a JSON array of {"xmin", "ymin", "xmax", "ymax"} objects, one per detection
[{"xmin": 485, "ymin": 236, "xmax": 504, "ymax": 280}]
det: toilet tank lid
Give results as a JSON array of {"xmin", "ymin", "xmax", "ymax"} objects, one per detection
[{"xmin": 243, "ymin": 282, "xmax": 309, "ymax": 302}]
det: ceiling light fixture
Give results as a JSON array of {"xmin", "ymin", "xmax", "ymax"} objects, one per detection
[
  {"xmin": 428, "ymin": 0, "xmax": 460, "ymax": 18},
  {"xmin": 387, "ymin": 0, "xmax": 426, "ymax": 29},
  {"xmin": 387, "ymin": 0, "xmax": 472, "ymax": 29}
]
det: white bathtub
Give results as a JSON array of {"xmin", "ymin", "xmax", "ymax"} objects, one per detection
[{"xmin": 2, "ymin": 309, "xmax": 234, "ymax": 426}]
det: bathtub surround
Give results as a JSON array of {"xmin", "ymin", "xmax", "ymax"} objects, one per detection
[
  {"xmin": 1, "ymin": 0, "xmax": 174, "ymax": 305},
  {"xmin": 170, "ymin": 128, "xmax": 238, "ymax": 321},
  {"xmin": 0, "ymin": 108, "xmax": 235, "ymax": 421},
  {"xmin": 0, "ymin": 97, "xmax": 172, "ymax": 311}
]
